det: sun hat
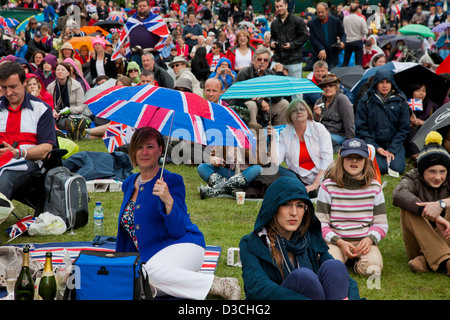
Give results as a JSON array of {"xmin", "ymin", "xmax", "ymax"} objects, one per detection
[
  {"xmin": 318, "ymin": 73, "xmax": 342, "ymax": 88},
  {"xmin": 339, "ymin": 138, "xmax": 369, "ymax": 158},
  {"xmin": 169, "ymin": 56, "xmax": 190, "ymax": 68}
]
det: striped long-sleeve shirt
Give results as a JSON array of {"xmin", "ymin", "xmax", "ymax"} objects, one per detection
[{"xmin": 316, "ymin": 178, "xmax": 388, "ymax": 245}]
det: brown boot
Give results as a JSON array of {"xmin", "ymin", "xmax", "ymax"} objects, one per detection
[{"xmin": 408, "ymin": 255, "xmax": 428, "ymax": 273}]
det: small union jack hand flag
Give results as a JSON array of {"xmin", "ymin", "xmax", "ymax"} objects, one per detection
[{"xmin": 407, "ymin": 99, "xmax": 423, "ymax": 112}]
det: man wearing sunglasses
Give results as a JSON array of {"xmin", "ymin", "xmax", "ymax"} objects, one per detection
[{"xmin": 231, "ymin": 47, "xmax": 288, "ymax": 127}]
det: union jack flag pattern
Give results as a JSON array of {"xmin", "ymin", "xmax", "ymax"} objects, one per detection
[
  {"xmin": 6, "ymin": 215, "xmax": 35, "ymax": 240},
  {"xmin": 111, "ymin": 13, "xmax": 170, "ymax": 60},
  {"xmin": 407, "ymin": 99, "xmax": 423, "ymax": 112},
  {"xmin": 102, "ymin": 121, "xmax": 136, "ymax": 153}
]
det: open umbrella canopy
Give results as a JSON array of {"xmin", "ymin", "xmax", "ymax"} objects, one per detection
[
  {"xmin": 432, "ymin": 21, "xmax": 450, "ymax": 34},
  {"xmin": 398, "ymin": 24, "xmax": 435, "ymax": 39},
  {"xmin": 221, "ymin": 75, "xmax": 322, "ymax": 100},
  {"xmin": 86, "ymin": 84, "xmax": 256, "ymax": 149},
  {"xmin": 393, "ymin": 64, "xmax": 450, "ymax": 106},
  {"xmin": 331, "ymin": 65, "xmax": 365, "ymax": 90},
  {"xmin": 350, "ymin": 61, "xmax": 418, "ymax": 96},
  {"xmin": 107, "ymin": 15, "xmax": 126, "ymax": 23},
  {"xmin": 69, "ymin": 36, "xmax": 95, "ymax": 52},
  {"xmin": 0, "ymin": 17, "xmax": 20, "ymax": 28},
  {"xmin": 412, "ymin": 102, "xmax": 450, "ymax": 150},
  {"xmin": 388, "ymin": 35, "xmax": 423, "ymax": 50}
]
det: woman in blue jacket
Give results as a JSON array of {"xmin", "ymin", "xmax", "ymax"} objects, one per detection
[
  {"xmin": 116, "ymin": 127, "xmax": 241, "ymax": 300},
  {"xmin": 239, "ymin": 176, "xmax": 360, "ymax": 300},
  {"xmin": 355, "ymin": 69, "xmax": 410, "ymax": 175}
]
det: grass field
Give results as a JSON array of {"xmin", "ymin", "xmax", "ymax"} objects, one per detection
[{"xmin": 1, "ymin": 137, "xmax": 449, "ymax": 300}]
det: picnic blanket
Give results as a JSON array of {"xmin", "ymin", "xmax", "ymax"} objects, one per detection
[{"xmin": 12, "ymin": 241, "xmax": 221, "ymax": 274}]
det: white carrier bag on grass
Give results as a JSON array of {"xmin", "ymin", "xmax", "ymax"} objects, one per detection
[{"xmin": 42, "ymin": 166, "xmax": 89, "ymax": 229}]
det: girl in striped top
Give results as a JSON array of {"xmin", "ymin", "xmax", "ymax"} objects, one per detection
[{"xmin": 316, "ymin": 138, "xmax": 388, "ymax": 276}]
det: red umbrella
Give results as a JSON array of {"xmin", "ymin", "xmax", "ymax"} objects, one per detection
[{"xmin": 436, "ymin": 53, "xmax": 450, "ymax": 75}]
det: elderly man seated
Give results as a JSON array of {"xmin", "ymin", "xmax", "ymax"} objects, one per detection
[
  {"xmin": 227, "ymin": 47, "xmax": 288, "ymax": 127},
  {"xmin": 169, "ymin": 56, "xmax": 203, "ymax": 96}
]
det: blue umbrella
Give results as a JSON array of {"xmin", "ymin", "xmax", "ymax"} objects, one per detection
[
  {"xmin": 221, "ymin": 75, "xmax": 322, "ymax": 99},
  {"xmin": 0, "ymin": 17, "xmax": 20, "ymax": 28},
  {"xmin": 350, "ymin": 62, "xmax": 396, "ymax": 96}
]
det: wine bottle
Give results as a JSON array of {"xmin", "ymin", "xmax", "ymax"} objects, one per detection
[
  {"xmin": 38, "ymin": 252, "xmax": 57, "ymax": 300},
  {"xmin": 14, "ymin": 245, "xmax": 34, "ymax": 300}
]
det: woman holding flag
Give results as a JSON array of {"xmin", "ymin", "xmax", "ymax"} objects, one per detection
[{"xmin": 404, "ymin": 83, "xmax": 440, "ymax": 159}]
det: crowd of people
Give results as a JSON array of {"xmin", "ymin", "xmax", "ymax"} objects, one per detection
[{"xmin": 0, "ymin": 0, "xmax": 450, "ymax": 301}]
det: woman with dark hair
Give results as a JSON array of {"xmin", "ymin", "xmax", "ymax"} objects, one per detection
[
  {"xmin": 239, "ymin": 176, "xmax": 360, "ymax": 300},
  {"xmin": 405, "ymin": 82, "xmax": 440, "ymax": 157},
  {"xmin": 116, "ymin": 127, "xmax": 241, "ymax": 300},
  {"xmin": 190, "ymin": 46, "xmax": 211, "ymax": 84}
]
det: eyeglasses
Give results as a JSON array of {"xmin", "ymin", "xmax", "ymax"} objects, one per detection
[
  {"xmin": 322, "ymin": 83, "xmax": 336, "ymax": 88},
  {"xmin": 256, "ymin": 58, "xmax": 269, "ymax": 63},
  {"xmin": 293, "ymin": 107, "xmax": 308, "ymax": 113},
  {"xmin": 129, "ymin": 69, "xmax": 139, "ymax": 73},
  {"xmin": 280, "ymin": 202, "xmax": 308, "ymax": 211},
  {"xmin": 173, "ymin": 64, "xmax": 182, "ymax": 68}
]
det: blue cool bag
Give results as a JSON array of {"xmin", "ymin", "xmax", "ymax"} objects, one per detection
[{"xmin": 69, "ymin": 250, "xmax": 153, "ymax": 300}]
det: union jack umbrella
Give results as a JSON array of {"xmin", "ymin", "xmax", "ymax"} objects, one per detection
[
  {"xmin": 111, "ymin": 12, "xmax": 169, "ymax": 60},
  {"xmin": 0, "ymin": 17, "xmax": 20, "ymax": 28},
  {"xmin": 107, "ymin": 14, "xmax": 126, "ymax": 23},
  {"xmin": 103, "ymin": 121, "xmax": 135, "ymax": 153},
  {"xmin": 85, "ymin": 84, "xmax": 256, "ymax": 150}
]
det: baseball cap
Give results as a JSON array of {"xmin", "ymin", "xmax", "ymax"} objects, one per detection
[{"xmin": 340, "ymin": 138, "xmax": 369, "ymax": 158}]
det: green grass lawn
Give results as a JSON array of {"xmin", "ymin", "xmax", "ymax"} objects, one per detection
[{"xmin": 1, "ymin": 138, "xmax": 449, "ymax": 300}]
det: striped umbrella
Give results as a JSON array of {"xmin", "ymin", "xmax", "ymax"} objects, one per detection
[
  {"xmin": 85, "ymin": 84, "xmax": 256, "ymax": 150},
  {"xmin": 0, "ymin": 17, "xmax": 20, "ymax": 28},
  {"xmin": 107, "ymin": 15, "xmax": 126, "ymax": 23},
  {"xmin": 221, "ymin": 75, "xmax": 323, "ymax": 100}
]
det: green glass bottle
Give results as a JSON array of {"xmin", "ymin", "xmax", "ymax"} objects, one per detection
[
  {"xmin": 14, "ymin": 245, "xmax": 34, "ymax": 300},
  {"xmin": 38, "ymin": 252, "xmax": 57, "ymax": 300}
]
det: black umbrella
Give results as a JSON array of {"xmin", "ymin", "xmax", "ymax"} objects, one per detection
[
  {"xmin": 412, "ymin": 102, "xmax": 450, "ymax": 150},
  {"xmin": 93, "ymin": 20, "xmax": 124, "ymax": 32},
  {"xmin": 330, "ymin": 65, "xmax": 365, "ymax": 90},
  {"xmin": 393, "ymin": 64, "xmax": 450, "ymax": 106},
  {"xmin": 388, "ymin": 35, "xmax": 423, "ymax": 51}
]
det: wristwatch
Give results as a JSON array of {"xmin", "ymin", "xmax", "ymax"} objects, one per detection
[{"xmin": 439, "ymin": 199, "xmax": 447, "ymax": 211}]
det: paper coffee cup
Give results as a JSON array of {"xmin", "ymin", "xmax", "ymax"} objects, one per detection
[{"xmin": 236, "ymin": 192, "xmax": 245, "ymax": 205}]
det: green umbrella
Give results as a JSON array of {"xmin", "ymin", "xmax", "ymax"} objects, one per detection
[
  {"xmin": 221, "ymin": 75, "xmax": 322, "ymax": 99},
  {"xmin": 398, "ymin": 24, "xmax": 435, "ymax": 39}
]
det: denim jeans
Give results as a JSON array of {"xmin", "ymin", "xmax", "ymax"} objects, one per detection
[
  {"xmin": 0, "ymin": 160, "xmax": 39, "ymax": 199},
  {"xmin": 330, "ymin": 134, "xmax": 346, "ymax": 145},
  {"xmin": 281, "ymin": 259, "xmax": 350, "ymax": 300},
  {"xmin": 284, "ymin": 62, "xmax": 303, "ymax": 101},
  {"xmin": 197, "ymin": 163, "xmax": 262, "ymax": 183},
  {"xmin": 375, "ymin": 146, "xmax": 406, "ymax": 175}
]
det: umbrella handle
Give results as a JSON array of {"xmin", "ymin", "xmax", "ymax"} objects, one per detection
[{"xmin": 160, "ymin": 111, "xmax": 174, "ymax": 179}]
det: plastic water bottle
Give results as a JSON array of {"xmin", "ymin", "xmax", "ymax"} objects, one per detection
[{"xmin": 93, "ymin": 202, "xmax": 104, "ymax": 235}]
